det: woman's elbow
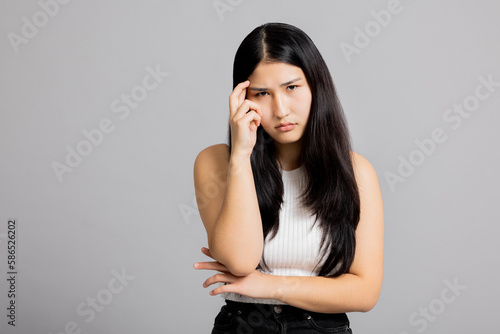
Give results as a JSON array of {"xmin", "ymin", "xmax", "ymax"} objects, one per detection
[
  {"xmin": 358, "ymin": 288, "xmax": 382, "ymax": 312},
  {"xmin": 225, "ymin": 258, "xmax": 260, "ymax": 277},
  {"xmin": 208, "ymin": 246, "xmax": 260, "ymax": 276},
  {"xmin": 228, "ymin": 265, "xmax": 257, "ymax": 277},
  {"xmin": 358, "ymin": 298, "xmax": 377, "ymax": 313}
]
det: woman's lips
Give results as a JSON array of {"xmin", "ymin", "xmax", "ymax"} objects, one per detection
[{"xmin": 275, "ymin": 124, "xmax": 296, "ymax": 131}]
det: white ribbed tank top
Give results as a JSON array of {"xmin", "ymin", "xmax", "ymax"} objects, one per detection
[{"xmin": 221, "ymin": 164, "xmax": 327, "ymax": 305}]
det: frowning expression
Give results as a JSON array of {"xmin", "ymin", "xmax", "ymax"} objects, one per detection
[{"xmin": 247, "ymin": 61, "xmax": 312, "ymax": 146}]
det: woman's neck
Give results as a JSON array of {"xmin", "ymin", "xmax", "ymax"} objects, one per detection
[{"xmin": 275, "ymin": 140, "xmax": 302, "ymax": 171}]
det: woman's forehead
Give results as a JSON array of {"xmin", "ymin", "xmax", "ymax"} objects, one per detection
[{"xmin": 248, "ymin": 62, "xmax": 305, "ymax": 87}]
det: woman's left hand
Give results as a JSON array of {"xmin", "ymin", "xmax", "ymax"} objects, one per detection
[{"xmin": 193, "ymin": 247, "xmax": 278, "ymax": 300}]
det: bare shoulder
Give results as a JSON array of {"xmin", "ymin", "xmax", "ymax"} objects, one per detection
[
  {"xmin": 195, "ymin": 143, "xmax": 229, "ymax": 166},
  {"xmin": 350, "ymin": 151, "xmax": 380, "ymax": 189},
  {"xmin": 194, "ymin": 143, "xmax": 230, "ymax": 179}
]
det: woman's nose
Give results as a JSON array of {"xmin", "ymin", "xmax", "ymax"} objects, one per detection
[{"xmin": 273, "ymin": 94, "xmax": 289, "ymax": 118}]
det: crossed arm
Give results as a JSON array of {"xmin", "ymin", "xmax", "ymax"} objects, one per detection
[{"xmin": 193, "ymin": 150, "xmax": 384, "ymax": 314}]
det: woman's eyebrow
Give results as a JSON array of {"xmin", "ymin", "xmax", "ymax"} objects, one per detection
[{"xmin": 248, "ymin": 77, "xmax": 303, "ymax": 92}]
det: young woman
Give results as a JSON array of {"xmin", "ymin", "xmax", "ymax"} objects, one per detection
[{"xmin": 193, "ymin": 22, "xmax": 384, "ymax": 334}]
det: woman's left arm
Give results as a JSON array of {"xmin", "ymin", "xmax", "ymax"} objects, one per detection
[
  {"xmin": 194, "ymin": 152, "xmax": 384, "ymax": 313},
  {"xmin": 272, "ymin": 152, "xmax": 384, "ymax": 313}
]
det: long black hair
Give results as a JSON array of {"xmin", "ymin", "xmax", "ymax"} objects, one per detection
[{"xmin": 227, "ymin": 22, "xmax": 360, "ymax": 277}]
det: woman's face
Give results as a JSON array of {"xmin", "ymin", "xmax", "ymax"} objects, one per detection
[{"xmin": 246, "ymin": 61, "xmax": 312, "ymax": 148}]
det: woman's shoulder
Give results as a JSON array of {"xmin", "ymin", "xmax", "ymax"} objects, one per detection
[
  {"xmin": 349, "ymin": 150, "xmax": 379, "ymax": 185},
  {"xmin": 194, "ymin": 143, "xmax": 230, "ymax": 177},
  {"xmin": 195, "ymin": 143, "xmax": 230, "ymax": 163}
]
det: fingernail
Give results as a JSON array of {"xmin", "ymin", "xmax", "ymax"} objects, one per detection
[{"xmin": 194, "ymin": 263, "xmax": 199, "ymax": 268}]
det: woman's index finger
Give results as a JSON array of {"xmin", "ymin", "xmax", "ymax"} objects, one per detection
[
  {"xmin": 229, "ymin": 80, "xmax": 250, "ymax": 115},
  {"xmin": 238, "ymin": 86, "xmax": 247, "ymax": 108}
]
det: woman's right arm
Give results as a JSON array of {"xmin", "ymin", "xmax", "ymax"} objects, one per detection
[{"xmin": 193, "ymin": 81, "xmax": 264, "ymax": 277}]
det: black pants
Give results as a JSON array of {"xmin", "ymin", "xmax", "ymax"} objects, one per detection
[{"xmin": 211, "ymin": 299, "xmax": 352, "ymax": 333}]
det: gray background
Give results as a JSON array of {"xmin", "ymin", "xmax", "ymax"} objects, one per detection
[{"xmin": 0, "ymin": 0, "xmax": 499, "ymax": 333}]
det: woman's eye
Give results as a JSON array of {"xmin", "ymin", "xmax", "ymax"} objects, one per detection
[
  {"xmin": 256, "ymin": 91, "xmax": 269, "ymax": 97},
  {"xmin": 287, "ymin": 85, "xmax": 298, "ymax": 91}
]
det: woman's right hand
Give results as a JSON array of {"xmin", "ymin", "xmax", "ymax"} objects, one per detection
[{"xmin": 229, "ymin": 80, "xmax": 263, "ymax": 159}]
